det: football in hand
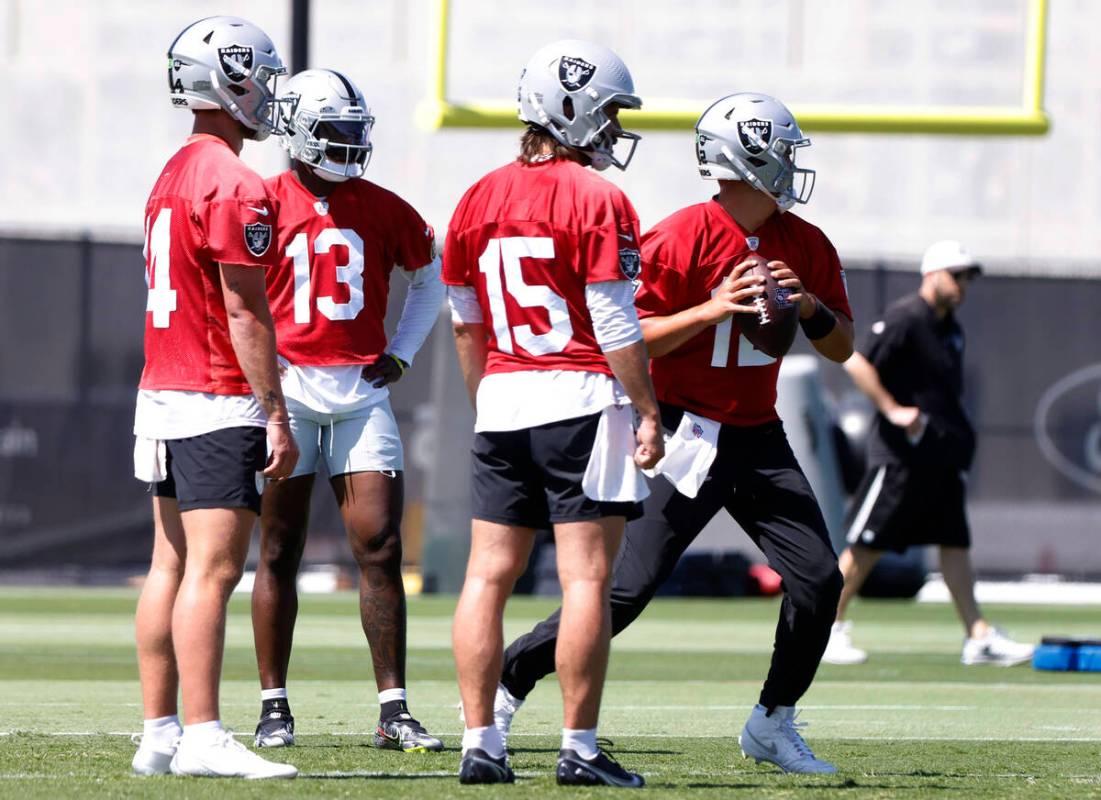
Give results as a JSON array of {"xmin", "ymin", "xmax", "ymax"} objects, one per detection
[{"xmin": 735, "ymin": 258, "xmax": 799, "ymax": 359}]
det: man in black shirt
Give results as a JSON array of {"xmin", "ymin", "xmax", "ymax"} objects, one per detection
[{"xmin": 823, "ymin": 240, "xmax": 1034, "ymax": 667}]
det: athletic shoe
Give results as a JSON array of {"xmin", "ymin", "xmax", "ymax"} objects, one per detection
[
  {"xmin": 961, "ymin": 627, "xmax": 1035, "ymax": 666},
  {"xmin": 556, "ymin": 747, "xmax": 645, "ymax": 787},
  {"xmin": 374, "ymin": 711, "xmax": 444, "ymax": 752},
  {"xmin": 457, "ymin": 683, "xmax": 523, "ymax": 749},
  {"xmin": 170, "ymin": 730, "xmax": 298, "ymax": 779},
  {"xmin": 254, "ymin": 706, "xmax": 295, "ymax": 748},
  {"xmin": 131, "ymin": 732, "xmax": 177, "ymax": 776},
  {"xmin": 458, "ymin": 748, "xmax": 514, "ymax": 784},
  {"xmin": 739, "ymin": 704, "xmax": 837, "ymax": 774},
  {"xmin": 821, "ymin": 621, "xmax": 868, "ymax": 665}
]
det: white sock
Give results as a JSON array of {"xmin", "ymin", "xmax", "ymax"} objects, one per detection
[
  {"xmin": 261, "ymin": 688, "xmax": 288, "ymax": 702},
  {"xmin": 462, "ymin": 725, "xmax": 505, "ymax": 759},
  {"xmin": 562, "ymin": 727, "xmax": 598, "ymax": 760},
  {"xmin": 142, "ymin": 714, "xmax": 181, "ymax": 744},
  {"xmin": 182, "ymin": 719, "xmax": 225, "ymax": 744},
  {"xmin": 378, "ymin": 687, "xmax": 407, "ymax": 705}
]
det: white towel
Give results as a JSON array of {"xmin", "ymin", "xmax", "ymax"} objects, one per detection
[
  {"xmin": 133, "ymin": 436, "xmax": 167, "ymax": 483},
  {"xmin": 643, "ymin": 411, "xmax": 720, "ymax": 498},
  {"xmin": 582, "ymin": 404, "xmax": 650, "ymax": 503}
]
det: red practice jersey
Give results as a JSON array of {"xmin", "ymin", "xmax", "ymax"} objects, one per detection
[
  {"xmin": 442, "ymin": 158, "xmax": 642, "ymax": 376},
  {"xmin": 139, "ymin": 134, "xmax": 277, "ymax": 394},
  {"xmin": 636, "ymin": 199, "xmax": 853, "ymax": 426},
  {"xmin": 265, "ymin": 172, "xmax": 436, "ymax": 366}
]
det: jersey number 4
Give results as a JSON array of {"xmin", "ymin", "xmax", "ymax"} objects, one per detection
[
  {"xmin": 709, "ymin": 286, "xmax": 775, "ymax": 368},
  {"xmin": 144, "ymin": 209, "xmax": 178, "ymax": 329},
  {"xmin": 287, "ymin": 228, "xmax": 365, "ymax": 323},
  {"xmin": 479, "ymin": 236, "xmax": 573, "ymax": 356}
]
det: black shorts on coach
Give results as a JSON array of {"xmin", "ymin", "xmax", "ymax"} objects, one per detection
[
  {"xmin": 471, "ymin": 412, "xmax": 641, "ymax": 529},
  {"xmin": 154, "ymin": 426, "xmax": 267, "ymax": 515},
  {"xmin": 844, "ymin": 461, "xmax": 970, "ymax": 552}
]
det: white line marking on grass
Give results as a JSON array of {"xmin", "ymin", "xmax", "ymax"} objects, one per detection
[
  {"xmin": 519, "ymin": 704, "xmax": 976, "ymax": 711},
  {"xmin": 6, "ymin": 731, "xmax": 1101, "ymax": 743},
  {"xmin": 303, "ymin": 770, "xmax": 542, "ymax": 779}
]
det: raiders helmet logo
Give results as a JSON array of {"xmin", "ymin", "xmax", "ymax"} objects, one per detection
[
  {"xmin": 217, "ymin": 45, "xmax": 254, "ymax": 83},
  {"xmin": 619, "ymin": 248, "xmax": 641, "ymax": 281},
  {"xmin": 559, "ymin": 56, "xmax": 597, "ymax": 91},
  {"xmin": 244, "ymin": 222, "xmax": 272, "ymax": 257},
  {"xmin": 737, "ymin": 118, "xmax": 772, "ymax": 155}
]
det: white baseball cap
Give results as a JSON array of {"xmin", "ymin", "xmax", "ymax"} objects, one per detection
[{"xmin": 920, "ymin": 240, "xmax": 983, "ymax": 276}]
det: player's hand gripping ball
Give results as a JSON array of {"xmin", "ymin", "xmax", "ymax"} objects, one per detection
[{"xmin": 736, "ymin": 258, "xmax": 799, "ymax": 359}]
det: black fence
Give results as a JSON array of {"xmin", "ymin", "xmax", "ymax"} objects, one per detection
[{"xmin": 1, "ymin": 235, "xmax": 1099, "ymax": 575}]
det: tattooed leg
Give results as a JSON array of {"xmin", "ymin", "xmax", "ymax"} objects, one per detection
[{"xmin": 333, "ymin": 470, "xmax": 406, "ymax": 690}]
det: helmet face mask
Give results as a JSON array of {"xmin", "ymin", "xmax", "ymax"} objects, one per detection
[
  {"xmin": 278, "ymin": 70, "xmax": 375, "ymax": 183},
  {"xmin": 518, "ymin": 40, "xmax": 642, "ymax": 171},
  {"xmin": 695, "ymin": 93, "xmax": 815, "ymax": 211},
  {"xmin": 167, "ymin": 16, "xmax": 287, "ymax": 140}
]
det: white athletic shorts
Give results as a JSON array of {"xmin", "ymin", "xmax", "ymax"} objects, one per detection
[{"xmin": 286, "ymin": 396, "xmax": 404, "ymax": 479}]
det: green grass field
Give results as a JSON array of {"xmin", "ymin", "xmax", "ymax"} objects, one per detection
[{"xmin": 0, "ymin": 587, "xmax": 1098, "ymax": 798}]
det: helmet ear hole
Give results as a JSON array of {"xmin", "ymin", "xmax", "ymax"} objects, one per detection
[
  {"xmin": 746, "ymin": 156, "xmax": 768, "ymax": 168},
  {"xmin": 562, "ymin": 97, "xmax": 576, "ymax": 122}
]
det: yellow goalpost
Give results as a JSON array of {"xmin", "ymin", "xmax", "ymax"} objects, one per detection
[{"xmin": 418, "ymin": 0, "xmax": 1049, "ymax": 136}]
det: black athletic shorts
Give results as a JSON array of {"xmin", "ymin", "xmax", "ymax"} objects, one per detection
[
  {"xmin": 471, "ymin": 412, "xmax": 642, "ymax": 529},
  {"xmin": 154, "ymin": 426, "xmax": 267, "ymax": 515},
  {"xmin": 843, "ymin": 461, "xmax": 970, "ymax": 552}
]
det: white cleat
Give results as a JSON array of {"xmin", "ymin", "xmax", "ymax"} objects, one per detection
[
  {"xmin": 458, "ymin": 683, "xmax": 523, "ymax": 750},
  {"xmin": 131, "ymin": 733, "xmax": 178, "ymax": 776},
  {"xmin": 739, "ymin": 705, "xmax": 837, "ymax": 774},
  {"xmin": 821, "ymin": 621, "xmax": 868, "ymax": 665},
  {"xmin": 169, "ymin": 730, "xmax": 298, "ymax": 779},
  {"xmin": 961, "ymin": 627, "xmax": 1035, "ymax": 666}
]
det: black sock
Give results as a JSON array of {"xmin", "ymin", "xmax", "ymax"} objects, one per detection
[
  {"xmin": 381, "ymin": 699, "xmax": 409, "ymax": 720},
  {"xmin": 262, "ymin": 698, "xmax": 291, "ymax": 715}
]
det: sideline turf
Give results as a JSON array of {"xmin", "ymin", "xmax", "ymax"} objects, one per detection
[{"xmin": 0, "ymin": 588, "xmax": 1098, "ymax": 798}]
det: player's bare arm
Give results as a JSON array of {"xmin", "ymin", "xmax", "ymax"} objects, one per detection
[
  {"xmin": 641, "ymin": 257, "xmax": 765, "ymax": 358},
  {"xmin": 844, "ymin": 350, "xmax": 923, "ymax": 436},
  {"xmin": 220, "ymin": 262, "xmax": 299, "ymax": 479},
  {"xmin": 452, "ymin": 320, "xmax": 488, "ymax": 409},
  {"xmin": 602, "ymin": 341, "xmax": 664, "ymax": 468},
  {"xmin": 770, "ymin": 261, "xmax": 854, "ymax": 362}
]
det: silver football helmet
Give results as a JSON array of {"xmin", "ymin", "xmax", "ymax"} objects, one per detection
[
  {"xmin": 279, "ymin": 69, "xmax": 374, "ymax": 183},
  {"xmin": 167, "ymin": 16, "xmax": 287, "ymax": 140},
  {"xmin": 517, "ymin": 39, "xmax": 642, "ymax": 171},
  {"xmin": 695, "ymin": 93, "xmax": 815, "ymax": 211}
]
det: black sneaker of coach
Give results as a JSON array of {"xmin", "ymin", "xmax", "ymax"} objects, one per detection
[
  {"xmin": 374, "ymin": 711, "xmax": 445, "ymax": 752},
  {"xmin": 254, "ymin": 702, "xmax": 295, "ymax": 748},
  {"xmin": 459, "ymin": 748, "xmax": 515, "ymax": 784},
  {"xmin": 556, "ymin": 748, "xmax": 645, "ymax": 787}
]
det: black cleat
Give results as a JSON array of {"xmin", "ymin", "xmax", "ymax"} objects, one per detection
[
  {"xmin": 374, "ymin": 711, "xmax": 444, "ymax": 752},
  {"xmin": 459, "ymin": 748, "xmax": 514, "ymax": 784},
  {"xmin": 254, "ymin": 705, "xmax": 295, "ymax": 748},
  {"xmin": 556, "ymin": 748, "xmax": 644, "ymax": 787}
]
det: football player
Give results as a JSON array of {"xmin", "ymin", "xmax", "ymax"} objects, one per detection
[
  {"xmin": 443, "ymin": 40, "xmax": 664, "ymax": 786},
  {"xmin": 249, "ymin": 69, "xmax": 445, "ymax": 752},
  {"xmin": 494, "ymin": 93, "xmax": 855, "ymax": 775},
  {"xmin": 131, "ymin": 16, "xmax": 299, "ymax": 779}
]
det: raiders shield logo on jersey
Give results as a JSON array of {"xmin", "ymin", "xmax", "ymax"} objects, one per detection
[
  {"xmin": 559, "ymin": 56, "xmax": 597, "ymax": 91},
  {"xmin": 218, "ymin": 45, "xmax": 254, "ymax": 83},
  {"xmin": 619, "ymin": 248, "xmax": 641, "ymax": 281},
  {"xmin": 244, "ymin": 222, "xmax": 272, "ymax": 257},
  {"xmin": 737, "ymin": 118, "xmax": 772, "ymax": 155}
]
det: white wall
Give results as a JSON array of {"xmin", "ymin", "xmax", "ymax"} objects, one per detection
[{"xmin": 0, "ymin": 0, "xmax": 1098, "ymax": 275}]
